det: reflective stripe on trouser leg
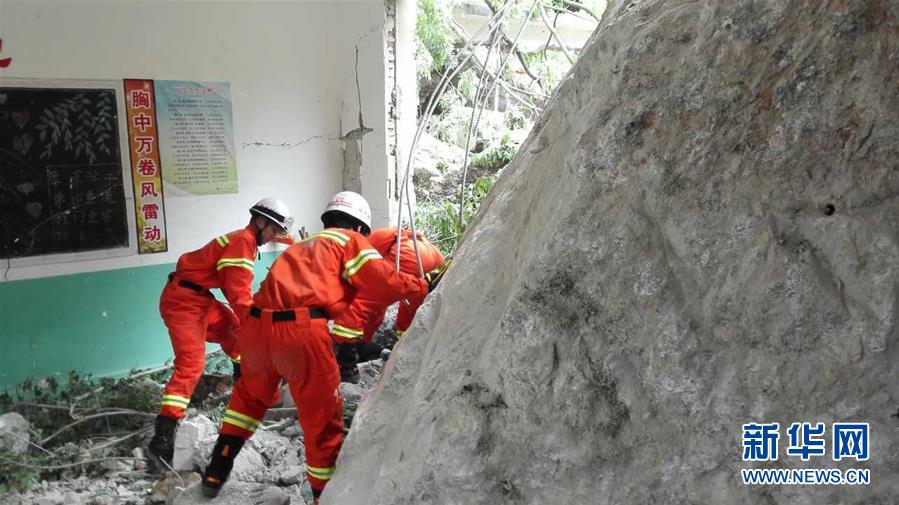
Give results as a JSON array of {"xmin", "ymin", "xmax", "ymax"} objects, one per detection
[
  {"xmin": 218, "ymin": 324, "xmax": 281, "ymax": 439},
  {"xmin": 278, "ymin": 322, "xmax": 344, "ymax": 495},
  {"xmin": 331, "ymin": 324, "xmax": 363, "ymax": 341},
  {"xmin": 159, "ymin": 283, "xmax": 214, "ymax": 420},
  {"xmin": 222, "ymin": 409, "xmax": 262, "ymax": 434},
  {"xmin": 306, "ymin": 464, "xmax": 335, "ymax": 482}
]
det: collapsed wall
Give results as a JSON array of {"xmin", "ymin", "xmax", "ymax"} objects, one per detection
[{"xmin": 326, "ymin": 0, "xmax": 899, "ymax": 503}]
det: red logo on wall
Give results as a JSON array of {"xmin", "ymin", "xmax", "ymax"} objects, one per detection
[{"xmin": 0, "ymin": 38, "xmax": 11, "ymax": 68}]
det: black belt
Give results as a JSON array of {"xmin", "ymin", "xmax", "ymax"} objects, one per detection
[
  {"xmin": 249, "ymin": 305, "xmax": 328, "ymax": 322},
  {"xmin": 168, "ymin": 273, "xmax": 211, "ymax": 296}
]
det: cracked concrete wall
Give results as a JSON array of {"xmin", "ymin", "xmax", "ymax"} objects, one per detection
[
  {"xmin": 325, "ymin": 0, "xmax": 899, "ymax": 504},
  {"xmin": 339, "ymin": 0, "xmax": 417, "ymax": 229},
  {"xmin": 339, "ymin": 6, "xmax": 389, "ymax": 228}
]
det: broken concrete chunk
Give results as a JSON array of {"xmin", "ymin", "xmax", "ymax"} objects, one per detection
[
  {"xmin": 172, "ymin": 414, "xmax": 216, "ymax": 471},
  {"xmin": 193, "ymin": 437, "xmax": 265, "ymax": 482},
  {"xmin": 149, "ymin": 471, "xmax": 201, "ymax": 504},
  {"xmin": 0, "ymin": 412, "xmax": 30, "ymax": 454},
  {"xmin": 167, "ymin": 481, "xmax": 289, "ymax": 505},
  {"xmin": 32, "ymin": 490, "xmax": 63, "ymax": 505},
  {"xmin": 278, "ymin": 465, "xmax": 304, "ymax": 485}
]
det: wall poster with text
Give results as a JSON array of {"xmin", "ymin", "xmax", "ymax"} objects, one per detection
[{"xmin": 154, "ymin": 81, "xmax": 237, "ymax": 195}]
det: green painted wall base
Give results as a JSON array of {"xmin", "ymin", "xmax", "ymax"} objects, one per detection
[{"xmin": 0, "ymin": 252, "xmax": 279, "ymax": 390}]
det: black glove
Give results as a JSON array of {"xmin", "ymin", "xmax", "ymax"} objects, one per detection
[
  {"xmin": 335, "ymin": 343, "xmax": 362, "ymax": 384},
  {"xmin": 232, "ymin": 361, "xmax": 241, "ymax": 381},
  {"xmin": 424, "ymin": 258, "xmax": 452, "ymax": 292}
]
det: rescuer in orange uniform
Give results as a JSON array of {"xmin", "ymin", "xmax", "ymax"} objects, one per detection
[
  {"xmin": 331, "ymin": 227, "xmax": 445, "ymax": 382},
  {"xmin": 147, "ymin": 198, "xmax": 293, "ymax": 467},
  {"xmin": 200, "ymin": 192, "xmax": 450, "ymax": 502}
]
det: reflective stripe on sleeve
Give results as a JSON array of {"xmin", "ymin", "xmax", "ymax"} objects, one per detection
[
  {"xmin": 215, "ymin": 235, "xmax": 230, "ymax": 247},
  {"xmin": 216, "ymin": 258, "xmax": 255, "ymax": 272},
  {"xmin": 342, "ymin": 249, "xmax": 382, "ymax": 282}
]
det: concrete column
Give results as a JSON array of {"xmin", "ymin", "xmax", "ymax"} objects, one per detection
[{"xmin": 385, "ymin": 0, "xmax": 418, "ymax": 228}]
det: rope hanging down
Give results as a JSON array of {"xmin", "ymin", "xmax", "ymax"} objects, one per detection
[{"xmin": 394, "ymin": 0, "xmax": 518, "ymax": 274}]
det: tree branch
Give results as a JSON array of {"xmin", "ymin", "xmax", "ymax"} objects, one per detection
[
  {"xmin": 538, "ymin": 2, "xmax": 575, "ymax": 64},
  {"xmin": 481, "ymin": 0, "xmax": 547, "ymax": 94},
  {"xmin": 41, "ymin": 410, "xmax": 155, "ymax": 445},
  {"xmin": 450, "ymin": 19, "xmax": 542, "ymax": 112},
  {"xmin": 561, "ymin": 0, "xmax": 602, "ymax": 22}
]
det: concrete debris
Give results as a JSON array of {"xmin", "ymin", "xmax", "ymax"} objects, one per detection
[
  {"xmin": 133, "ymin": 446, "xmax": 148, "ymax": 470},
  {"xmin": 0, "ymin": 412, "xmax": 30, "ymax": 454},
  {"xmin": 149, "ymin": 471, "xmax": 202, "ymax": 504},
  {"xmin": 325, "ymin": 0, "xmax": 899, "ymax": 504},
  {"xmin": 277, "ymin": 466, "xmax": 305, "ymax": 485},
  {"xmin": 194, "ymin": 435, "xmax": 265, "ymax": 482},
  {"xmin": 167, "ymin": 481, "xmax": 290, "ymax": 505},
  {"xmin": 172, "ymin": 414, "xmax": 216, "ymax": 471},
  {"xmin": 5, "ymin": 474, "xmax": 155, "ymax": 505}
]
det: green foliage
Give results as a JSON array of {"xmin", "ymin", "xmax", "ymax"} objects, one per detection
[
  {"xmin": 416, "ymin": 174, "xmax": 497, "ymax": 256},
  {"xmin": 455, "ymin": 68, "xmax": 479, "ymax": 104},
  {"xmin": 472, "ymin": 132, "xmax": 516, "ymax": 170},
  {"xmin": 0, "ymin": 450, "xmax": 41, "ymax": 492},
  {"xmin": 417, "ymin": 0, "xmax": 457, "ymax": 75}
]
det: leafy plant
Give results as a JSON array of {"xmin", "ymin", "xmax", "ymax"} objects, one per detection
[
  {"xmin": 417, "ymin": 0, "xmax": 457, "ymax": 75},
  {"xmin": 0, "ymin": 450, "xmax": 41, "ymax": 492},
  {"xmin": 416, "ymin": 174, "xmax": 497, "ymax": 256},
  {"xmin": 472, "ymin": 132, "xmax": 517, "ymax": 171}
]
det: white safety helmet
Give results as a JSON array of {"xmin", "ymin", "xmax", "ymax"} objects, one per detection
[
  {"xmin": 321, "ymin": 191, "xmax": 371, "ymax": 233},
  {"xmin": 250, "ymin": 197, "xmax": 293, "ymax": 232}
]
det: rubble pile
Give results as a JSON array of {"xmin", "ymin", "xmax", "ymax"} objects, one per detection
[{"xmin": 0, "ymin": 354, "xmax": 387, "ymax": 504}]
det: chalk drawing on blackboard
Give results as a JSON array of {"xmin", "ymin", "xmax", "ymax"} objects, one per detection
[{"xmin": 0, "ymin": 86, "xmax": 130, "ymax": 259}]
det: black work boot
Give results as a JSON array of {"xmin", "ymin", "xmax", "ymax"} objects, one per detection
[
  {"xmin": 336, "ymin": 343, "xmax": 361, "ymax": 384},
  {"xmin": 147, "ymin": 414, "xmax": 177, "ymax": 469},
  {"xmin": 201, "ymin": 434, "xmax": 246, "ymax": 498}
]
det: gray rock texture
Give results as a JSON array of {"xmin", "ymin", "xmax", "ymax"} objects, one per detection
[
  {"xmin": 0, "ymin": 412, "xmax": 30, "ymax": 454},
  {"xmin": 325, "ymin": 1, "xmax": 899, "ymax": 504}
]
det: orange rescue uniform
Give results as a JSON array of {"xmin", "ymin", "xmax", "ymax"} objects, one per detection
[
  {"xmin": 158, "ymin": 226, "xmax": 257, "ymax": 420},
  {"xmin": 331, "ymin": 228, "xmax": 444, "ymax": 342},
  {"xmin": 218, "ymin": 228, "xmax": 428, "ymax": 496}
]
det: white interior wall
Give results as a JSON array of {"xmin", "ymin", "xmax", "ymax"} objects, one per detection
[
  {"xmin": 337, "ymin": 0, "xmax": 392, "ymax": 229},
  {"xmin": 0, "ymin": 0, "xmax": 389, "ymax": 281}
]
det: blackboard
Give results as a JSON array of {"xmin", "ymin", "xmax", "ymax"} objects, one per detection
[{"xmin": 0, "ymin": 87, "xmax": 129, "ymax": 259}]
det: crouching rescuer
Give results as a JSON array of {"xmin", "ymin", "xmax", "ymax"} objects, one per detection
[
  {"xmin": 200, "ymin": 192, "xmax": 449, "ymax": 502},
  {"xmin": 147, "ymin": 198, "xmax": 293, "ymax": 468},
  {"xmin": 332, "ymin": 227, "xmax": 447, "ymax": 383}
]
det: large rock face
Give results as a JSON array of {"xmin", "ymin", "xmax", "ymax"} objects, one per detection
[{"xmin": 325, "ymin": 1, "xmax": 899, "ymax": 504}]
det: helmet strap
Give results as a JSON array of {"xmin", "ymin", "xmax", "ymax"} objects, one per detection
[{"xmin": 252, "ymin": 216, "xmax": 267, "ymax": 246}]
